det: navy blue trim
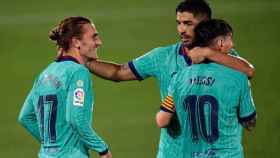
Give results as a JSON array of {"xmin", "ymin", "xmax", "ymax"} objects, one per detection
[
  {"xmin": 179, "ymin": 47, "xmax": 192, "ymax": 66},
  {"xmin": 56, "ymin": 55, "xmax": 80, "ymax": 64},
  {"xmin": 160, "ymin": 106, "xmax": 175, "ymax": 113},
  {"xmin": 99, "ymin": 148, "xmax": 109, "ymax": 156},
  {"xmin": 43, "ymin": 145, "xmax": 60, "ymax": 148},
  {"xmin": 238, "ymin": 111, "xmax": 256, "ymax": 123},
  {"xmin": 128, "ymin": 61, "xmax": 143, "ymax": 81}
]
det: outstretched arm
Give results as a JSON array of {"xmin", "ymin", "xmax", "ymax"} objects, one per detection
[
  {"xmin": 188, "ymin": 47, "xmax": 255, "ymax": 78},
  {"xmin": 206, "ymin": 51, "xmax": 255, "ymax": 78},
  {"xmin": 86, "ymin": 59, "xmax": 137, "ymax": 82}
]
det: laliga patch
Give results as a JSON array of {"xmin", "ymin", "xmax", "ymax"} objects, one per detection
[{"xmin": 73, "ymin": 88, "xmax": 85, "ymax": 107}]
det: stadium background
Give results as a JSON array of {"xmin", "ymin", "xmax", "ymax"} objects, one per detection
[{"xmin": 0, "ymin": 0, "xmax": 279, "ymax": 157}]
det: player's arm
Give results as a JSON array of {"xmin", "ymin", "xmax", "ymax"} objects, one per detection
[
  {"xmin": 86, "ymin": 48, "xmax": 162, "ymax": 82},
  {"xmin": 156, "ymin": 95, "xmax": 176, "ymax": 128},
  {"xmin": 189, "ymin": 47, "xmax": 255, "ymax": 78},
  {"xmin": 238, "ymin": 77, "xmax": 257, "ymax": 131},
  {"xmin": 66, "ymin": 69, "xmax": 110, "ymax": 156},
  {"xmin": 18, "ymin": 84, "xmax": 41, "ymax": 142},
  {"xmin": 86, "ymin": 59, "xmax": 137, "ymax": 82},
  {"xmin": 156, "ymin": 111, "xmax": 173, "ymax": 128}
]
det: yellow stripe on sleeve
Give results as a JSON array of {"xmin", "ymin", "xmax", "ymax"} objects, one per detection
[
  {"xmin": 162, "ymin": 102, "xmax": 173, "ymax": 109},
  {"xmin": 161, "ymin": 104, "xmax": 174, "ymax": 112},
  {"xmin": 165, "ymin": 99, "xmax": 174, "ymax": 106},
  {"xmin": 161, "ymin": 95, "xmax": 175, "ymax": 112}
]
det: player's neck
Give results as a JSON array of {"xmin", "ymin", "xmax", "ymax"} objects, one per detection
[{"xmin": 63, "ymin": 49, "xmax": 85, "ymax": 65}]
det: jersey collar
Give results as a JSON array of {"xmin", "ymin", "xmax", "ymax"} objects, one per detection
[
  {"xmin": 56, "ymin": 55, "xmax": 80, "ymax": 64},
  {"xmin": 179, "ymin": 45, "xmax": 192, "ymax": 66}
]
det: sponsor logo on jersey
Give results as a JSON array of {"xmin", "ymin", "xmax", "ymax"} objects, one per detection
[
  {"xmin": 73, "ymin": 88, "xmax": 85, "ymax": 106},
  {"xmin": 191, "ymin": 148, "xmax": 216, "ymax": 158}
]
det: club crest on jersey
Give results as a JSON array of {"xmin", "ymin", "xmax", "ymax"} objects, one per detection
[
  {"xmin": 76, "ymin": 80, "xmax": 84, "ymax": 87},
  {"xmin": 73, "ymin": 88, "xmax": 85, "ymax": 106}
]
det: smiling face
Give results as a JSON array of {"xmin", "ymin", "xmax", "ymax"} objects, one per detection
[
  {"xmin": 78, "ymin": 23, "xmax": 102, "ymax": 60},
  {"xmin": 176, "ymin": 12, "xmax": 204, "ymax": 48}
]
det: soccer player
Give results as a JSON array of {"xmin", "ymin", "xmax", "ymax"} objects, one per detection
[
  {"xmin": 86, "ymin": 1, "xmax": 255, "ymax": 157},
  {"xmin": 157, "ymin": 19, "xmax": 256, "ymax": 158},
  {"xmin": 18, "ymin": 16, "xmax": 112, "ymax": 158}
]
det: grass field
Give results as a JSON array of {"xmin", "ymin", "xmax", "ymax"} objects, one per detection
[{"xmin": 0, "ymin": 0, "xmax": 279, "ymax": 157}]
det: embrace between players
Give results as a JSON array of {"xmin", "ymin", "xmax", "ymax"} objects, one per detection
[{"xmin": 18, "ymin": 0, "xmax": 256, "ymax": 158}]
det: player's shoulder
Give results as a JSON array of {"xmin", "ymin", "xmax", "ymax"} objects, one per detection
[
  {"xmin": 171, "ymin": 66, "xmax": 192, "ymax": 81},
  {"xmin": 55, "ymin": 61, "xmax": 90, "ymax": 78},
  {"xmin": 148, "ymin": 42, "xmax": 180, "ymax": 56},
  {"xmin": 209, "ymin": 63, "xmax": 247, "ymax": 82},
  {"xmin": 71, "ymin": 64, "xmax": 90, "ymax": 76}
]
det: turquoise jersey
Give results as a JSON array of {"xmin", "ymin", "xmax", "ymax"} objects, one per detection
[
  {"xmin": 163, "ymin": 62, "xmax": 256, "ymax": 158},
  {"xmin": 128, "ymin": 42, "xmax": 241, "ymax": 158},
  {"xmin": 18, "ymin": 56, "xmax": 108, "ymax": 158}
]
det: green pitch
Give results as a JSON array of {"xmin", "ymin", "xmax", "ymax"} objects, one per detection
[{"xmin": 0, "ymin": 0, "xmax": 279, "ymax": 157}]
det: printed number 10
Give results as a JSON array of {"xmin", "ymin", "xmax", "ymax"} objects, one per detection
[{"xmin": 184, "ymin": 95, "xmax": 219, "ymax": 144}]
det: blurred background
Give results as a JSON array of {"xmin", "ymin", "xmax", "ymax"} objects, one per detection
[{"xmin": 0, "ymin": 0, "xmax": 279, "ymax": 157}]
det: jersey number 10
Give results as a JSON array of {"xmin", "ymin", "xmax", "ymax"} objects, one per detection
[{"xmin": 184, "ymin": 95, "xmax": 219, "ymax": 144}]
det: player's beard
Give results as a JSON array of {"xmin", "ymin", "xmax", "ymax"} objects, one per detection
[
  {"xmin": 181, "ymin": 38, "xmax": 192, "ymax": 50},
  {"xmin": 180, "ymin": 34, "xmax": 192, "ymax": 49}
]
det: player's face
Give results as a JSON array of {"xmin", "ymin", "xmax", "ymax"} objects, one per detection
[
  {"xmin": 176, "ymin": 12, "xmax": 203, "ymax": 48},
  {"xmin": 220, "ymin": 34, "xmax": 234, "ymax": 53},
  {"xmin": 79, "ymin": 23, "xmax": 102, "ymax": 60}
]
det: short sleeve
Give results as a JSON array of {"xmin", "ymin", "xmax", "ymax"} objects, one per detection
[
  {"xmin": 128, "ymin": 48, "xmax": 162, "ymax": 80},
  {"xmin": 160, "ymin": 74, "xmax": 177, "ymax": 113},
  {"xmin": 238, "ymin": 78, "xmax": 256, "ymax": 123}
]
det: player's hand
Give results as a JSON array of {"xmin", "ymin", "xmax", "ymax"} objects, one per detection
[
  {"xmin": 100, "ymin": 151, "xmax": 112, "ymax": 158},
  {"xmin": 188, "ymin": 47, "xmax": 214, "ymax": 64}
]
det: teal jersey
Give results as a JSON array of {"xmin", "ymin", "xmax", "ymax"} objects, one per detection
[
  {"xmin": 129, "ymin": 43, "xmax": 191, "ymax": 158},
  {"xmin": 162, "ymin": 62, "xmax": 256, "ymax": 158},
  {"xmin": 18, "ymin": 56, "xmax": 108, "ymax": 158},
  {"xmin": 128, "ymin": 42, "xmax": 240, "ymax": 158}
]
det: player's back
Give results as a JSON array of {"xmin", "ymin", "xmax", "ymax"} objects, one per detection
[
  {"xmin": 31, "ymin": 60, "xmax": 91, "ymax": 157},
  {"xmin": 172, "ymin": 62, "xmax": 249, "ymax": 158}
]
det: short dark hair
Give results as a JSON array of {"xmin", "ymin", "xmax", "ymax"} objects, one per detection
[
  {"xmin": 49, "ymin": 16, "xmax": 91, "ymax": 51},
  {"xmin": 176, "ymin": 0, "xmax": 212, "ymax": 20},
  {"xmin": 190, "ymin": 19, "xmax": 233, "ymax": 49}
]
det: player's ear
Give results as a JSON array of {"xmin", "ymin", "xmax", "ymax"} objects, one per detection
[
  {"xmin": 71, "ymin": 37, "xmax": 81, "ymax": 49},
  {"xmin": 211, "ymin": 38, "xmax": 222, "ymax": 51},
  {"xmin": 217, "ymin": 38, "xmax": 224, "ymax": 49}
]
